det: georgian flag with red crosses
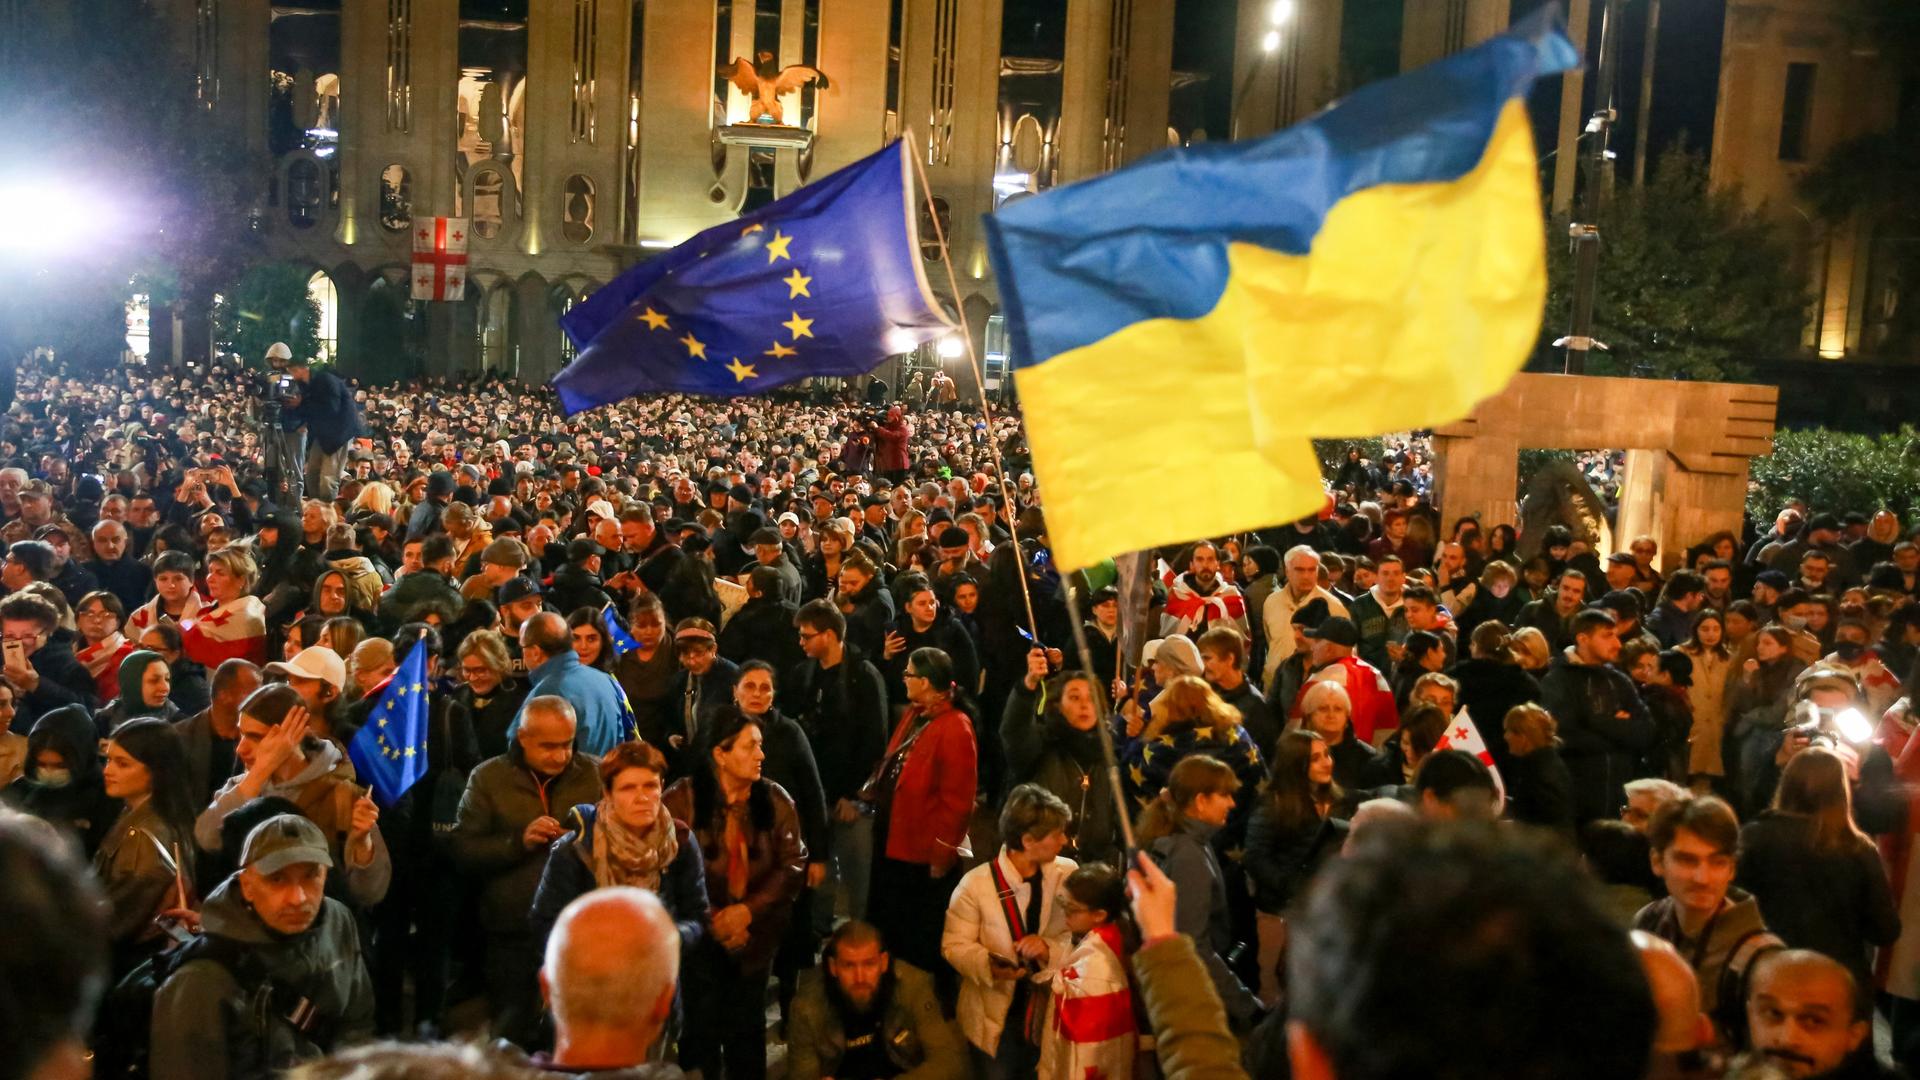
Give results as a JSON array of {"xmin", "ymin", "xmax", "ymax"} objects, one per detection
[
  {"xmin": 1434, "ymin": 706, "xmax": 1506, "ymax": 804},
  {"xmin": 411, "ymin": 217, "xmax": 470, "ymax": 301}
]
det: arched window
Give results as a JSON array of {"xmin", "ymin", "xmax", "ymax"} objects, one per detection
[
  {"xmin": 552, "ymin": 282, "xmax": 595, "ymax": 363},
  {"xmin": 562, "ymin": 174, "xmax": 595, "ymax": 244},
  {"xmin": 307, "ymin": 271, "xmax": 339, "ymax": 364},
  {"xmin": 287, "ymin": 159, "xmax": 324, "ymax": 227},
  {"xmin": 380, "ymin": 164, "xmax": 412, "ymax": 232}
]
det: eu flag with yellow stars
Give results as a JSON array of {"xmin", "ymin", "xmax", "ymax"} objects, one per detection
[
  {"xmin": 553, "ymin": 140, "xmax": 954, "ymax": 412},
  {"xmin": 346, "ymin": 636, "xmax": 432, "ymax": 807},
  {"xmin": 983, "ymin": 12, "xmax": 1578, "ymax": 571}
]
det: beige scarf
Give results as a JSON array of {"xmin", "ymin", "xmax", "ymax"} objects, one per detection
[{"xmin": 590, "ymin": 798, "xmax": 679, "ymax": 891}]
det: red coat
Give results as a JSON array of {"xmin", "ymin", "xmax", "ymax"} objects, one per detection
[
  {"xmin": 881, "ymin": 701, "xmax": 976, "ymax": 865},
  {"xmin": 872, "ymin": 418, "xmax": 912, "ymax": 473}
]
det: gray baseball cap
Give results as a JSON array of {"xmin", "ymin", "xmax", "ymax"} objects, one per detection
[{"xmin": 239, "ymin": 814, "xmax": 334, "ymax": 875}]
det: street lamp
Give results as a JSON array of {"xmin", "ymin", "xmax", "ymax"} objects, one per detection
[
  {"xmin": 0, "ymin": 182, "xmax": 100, "ymax": 255},
  {"xmin": 1561, "ymin": 0, "xmax": 1627, "ymax": 375}
]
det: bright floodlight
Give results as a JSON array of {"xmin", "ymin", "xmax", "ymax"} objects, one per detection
[
  {"xmin": 937, "ymin": 335, "xmax": 965, "ymax": 359},
  {"xmin": 1834, "ymin": 707, "xmax": 1873, "ymax": 745},
  {"xmin": 0, "ymin": 183, "xmax": 99, "ymax": 254},
  {"xmin": 885, "ymin": 328, "xmax": 922, "ymax": 355},
  {"xmin": 1270, "ymin": 0, "xmax": 1295, "ymax": 25},
  {"xmin": 1261, "ymin": 29, "xmax": 1282, "ymax": 52}
]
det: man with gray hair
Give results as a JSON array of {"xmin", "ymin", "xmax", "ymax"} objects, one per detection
[
  {"xmin": 530, "ymin": 888, "xmax": 685, "ymax": 1077},
  {"xmin": 86, "ymin": 518, "xmax": 151, "ymax": 612},
  {"xmin": 450, "ymin": 692, "xmax": 602, "ymax": 1042},
  {"xmin": 1261, "ymin": 544, "xmax": 1349, "ymax": 687}
]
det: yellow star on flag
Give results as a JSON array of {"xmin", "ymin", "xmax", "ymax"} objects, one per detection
[
  {"xmin": 765, "ymin": 230, "xmax": 794, "ymax": 264},
  {"xmin": 640, "ymin": 307, "xmax": 670, "ymax": 330},
  {"xmin": 725, "ymin": 358, "xmax": 759, "ymax": 382},
  {"xmin": 679, "ymin": 332, "xmax": 708, "ymax": 360},
  {"xmin": 782, "ymin": 269, "xmax": 812, "ymax": 298},
  {"xmin": 782, "ymin": 311, "xmax": 815, "ymax": 340},
  {"xmin": 764, "ymin": 341, "xmax": 797, "ymax": 359}
]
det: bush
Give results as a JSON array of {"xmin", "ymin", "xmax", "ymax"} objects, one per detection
[{"xmin": 1747, "ymin": 426, "xmax": 1920, "ymax": 519}]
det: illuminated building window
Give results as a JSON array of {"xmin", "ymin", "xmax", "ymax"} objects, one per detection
[
  {"xmin": 125, "ymin": 294, "xmax": 151, "ymax": 359},
  {"xmin": 563, "ymin": 175, "xmax": 596, "ymax": 244},
  {"xmin": 571, "ymin": 0, "xmax": 599, "ymax": 143},
  {"xmin": 389, "ymin": 0, "xmax": 413, "ymax": 131},
  {"xmin": 307, "ymin": 272, "xmax": 339, "ymax": 364},
  {"xmin": 381, "ymin": 165, "xmax": 413, "ymax": 233}
]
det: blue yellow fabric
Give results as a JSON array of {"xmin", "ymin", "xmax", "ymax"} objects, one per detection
[
  {"xmin": 554, "ymin": 140, "xmax": 953, "ymax": 412},
  {"xmin": 984, "ymin": 13, "xmax": 1579, "ymax": 571},
  {"xmin": 346, "ymin": 636, "xmax": 432, "ymax": 807}
]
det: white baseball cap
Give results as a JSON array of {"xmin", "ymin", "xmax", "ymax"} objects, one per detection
[{"xmin": 266, "ymin": 645, "xmax": 347, "ymax": 691}]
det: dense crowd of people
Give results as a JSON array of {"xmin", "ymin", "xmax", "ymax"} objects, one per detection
[{"xmin": 6, "ymin": 346, "xmax": 1920, "ymax": 1080}]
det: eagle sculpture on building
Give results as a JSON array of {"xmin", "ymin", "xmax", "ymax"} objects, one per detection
[{"xmin": 718, "ymin": 51, "xmax": 831, "ymax": 126}]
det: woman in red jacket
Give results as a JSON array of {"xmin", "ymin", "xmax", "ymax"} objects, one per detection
[{"xmin": 866, "ymin": 645, "xmax": 977, "ymax": 988}]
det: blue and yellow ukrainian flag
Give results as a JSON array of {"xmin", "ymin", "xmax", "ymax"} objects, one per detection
[{"xmin": 985, "ymin": 14, "xmax": 1579, "ymax": 571}]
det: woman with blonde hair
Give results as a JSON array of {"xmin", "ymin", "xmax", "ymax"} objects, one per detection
[
  {"xmin": 1124, "ymin": 674, "xmax": 1263, "ymax": 807},
  {"xmin": 1509, "ymin": 626, "xmax": 1552, "ymax": 672},
  {"xmin": 351, "ymin": 480, "xmax": 396, "ymax": 518},
  {"xmin": 1502, "ymin": 704, "xmax": 1573, "ymax": 833},
  {"xmin": 182, "ymin": 545, "xmax": 267, "ymax": 666}
]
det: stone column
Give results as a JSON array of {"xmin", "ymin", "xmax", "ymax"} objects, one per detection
[
  {"xmin": 899, "ymin": 0, "xmax": 1004, "ymax": 299},
  {"xmin": 635, "ymin": 0, "xmax": 747, "ymax": 245},
  {"xmin": 1614, "ymin": 448, "xmax": 1667, "ymax": 563},
  {"xmin": 1401, "ymin": 0, "xmax": 1508, "ymax": 71},
  {"xmin": 1231, "ymin": 0, "xmax": 1343, "ymax": 140}
]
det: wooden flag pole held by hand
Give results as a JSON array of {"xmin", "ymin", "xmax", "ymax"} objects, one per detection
[{"xmin": 906, "ymin": 138, "xmax": 1041, "ymax": 645}]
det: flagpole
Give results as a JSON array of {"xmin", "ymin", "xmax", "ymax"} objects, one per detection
[
  {"xmin": 905, "ymin": 140, "xmax": 1042, "ymax": 644},
  {"xmin": 1063, "ymin": 580, "xmax": 1138, "ymax": 856}
]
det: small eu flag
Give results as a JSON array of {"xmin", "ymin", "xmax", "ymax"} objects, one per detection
[
  {"xmin": 602, "ymin": 602, "xmax": 642, "ymax": 657},
  {"xmin": 552, "ymin": 139, "xmax": 953, "ymax": 412},
  {"xmin": 346, "ymin": 637, "xmax": 432, "ymax": 807}
]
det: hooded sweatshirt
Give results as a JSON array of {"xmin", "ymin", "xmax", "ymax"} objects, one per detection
[
  {"xmin": 1, "ymin": 703, "xmax": 117, "ymax": 852},
  {"xmin": 149, "ymin": 876, "xmax": 375, "ymax": 1080},
  {"xmin": 194, "ymin": 738, "xmax": 392, "ymax": 908}
]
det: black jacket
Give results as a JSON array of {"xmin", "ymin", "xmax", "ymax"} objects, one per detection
[
  {"xmin": 288, "ymin": 367, "xmax": 366, "ymax": 453},
  {"xmin": 718, "ymin": 595, "xmax": 804, "ymax": 675},
  {"xmin": 838, "ymin": 580, "xmax": 895, "ymax": 663},
  {"xmin": 1449, "ymin": 657, "xmax": 1543, "ymax": 775},
  {"xmin": 1001, "ymin": 682, "xmax": 1122, "ymax": 865},
  {"xmin": 548, "ymin": 561, "xmax": 614, "ymax": 618},
  {"xmin": 1505, "ymin": 745, "xmax": 1576, "ymax": 835},
  {"xmin": 1737, "ymin": 810, "xmax": 1901, "ymax": 988},
  {"xmin": 14, "ymin": 633, "xmax": 101, "ymax": 733},
  {"xmin": 780, "ymin": 649, "xmax": 889, "ymax": 806},
  {"xmin": 880, "ymin": 615, "xmax": 978, "ymax": 708},
  {"xmin": 1243, "ymin": 802, "xmax": 1345, "ymax": 914},
  {"xmin": 88, "ymin": 556, "xmax": 154, "ymax": 613},
  {"xmin": 663, "ymin": 658, "xmax": 741, "ymax": 778},
  {"xmin": 530, "ymin": 806, "xmax": 709, "ymax": 954},
  {"xmin": 1540, "ymin": 651, "xmax": 1656, "ymax": 822},
  {"xmin": 1, "ymin": 704, "xmax": 117, "ymax": 854}
]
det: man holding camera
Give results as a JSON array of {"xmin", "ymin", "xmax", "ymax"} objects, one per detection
[
  {"xmin": 286, "ymin": 354, "xmax": 365, "ymax": 504},
  {"xmin": 262, "ymin": 343, "xmax": 309, "ymax": 505}
]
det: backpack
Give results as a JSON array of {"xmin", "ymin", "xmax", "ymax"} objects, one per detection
[{"xmin": 93, "ymin": 932, "xmax": 338, "ymax": 1080}]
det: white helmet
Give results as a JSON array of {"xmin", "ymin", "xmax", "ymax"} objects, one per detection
[{"xmin": 265, "ymin": 342, "xmax": 292, "ymax": 361}]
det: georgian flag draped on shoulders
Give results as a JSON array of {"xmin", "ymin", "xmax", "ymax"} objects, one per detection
[
  {"xmin": 128, "ymin": 591, "xmax": 203, "ymax": 635},
  {"xmin": 181, "ymin": 595, "xmax": 268, "ymax": 667},
  {"xmin": 1041, "ymin": 922, "xmax": 1135, "ymax": 1080}
]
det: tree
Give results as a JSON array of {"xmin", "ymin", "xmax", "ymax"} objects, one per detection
[
  {"xmin": 1748, "ymin": 426, "xmax": 1920, "ymax": 519},
  {"xmin": 1541, "ymin": 149, "xmax": 1808, "ymax": 381},
  {"xmin": 213, "ymin": 264, "xmax": 322, "ymax": 368}
]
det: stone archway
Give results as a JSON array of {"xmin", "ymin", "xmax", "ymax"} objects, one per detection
[{"xmin": 1430, "ymin": 373, "xmax": 1779, "ymax": 572}]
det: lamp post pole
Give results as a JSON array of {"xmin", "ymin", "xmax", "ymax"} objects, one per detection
[{"xmin": 1563, "ymin": 0, "xmax": 1626, "ymax": 375}]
